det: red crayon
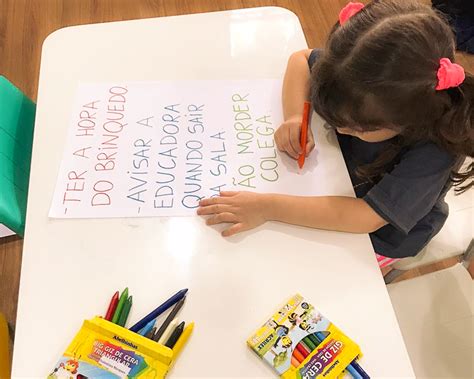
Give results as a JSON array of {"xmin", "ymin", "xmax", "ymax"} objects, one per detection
[
  {"xmin": 296, "ymin": 342, "xmax": 310, "ymax": 359},
  {"xmin": 105, "ymin": 291, "xmax": 119, "ymax": 321}
]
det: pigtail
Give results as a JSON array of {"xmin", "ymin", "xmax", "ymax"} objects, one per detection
[{"xmin": 436, "ymin": 73, "xmax": 474, "ymax": 192}]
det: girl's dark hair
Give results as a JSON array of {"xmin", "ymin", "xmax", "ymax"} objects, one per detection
[{"xmin": 311, "ymin": 0, "xmax": 473, "ymax": 192}]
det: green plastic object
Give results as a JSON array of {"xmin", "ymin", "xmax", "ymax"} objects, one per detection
[{"xmin": 0, "ymin": 76, "xmax": 36, "ymax": 236}]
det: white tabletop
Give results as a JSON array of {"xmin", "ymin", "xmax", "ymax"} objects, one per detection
[{"xmin": 12, "ymin": 7, "xmax": 414, "ymax": 378}]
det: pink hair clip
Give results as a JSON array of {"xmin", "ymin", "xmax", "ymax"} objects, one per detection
[
  {"xmin": 436, "ymin": 58, "xmax": 465, "ymax": 91},
  {"xmin": 339, "ymin": 2, "xmax": 365, "ymax": 25}
]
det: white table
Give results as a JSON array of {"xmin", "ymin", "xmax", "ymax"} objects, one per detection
[{"xmin": 12, "ymin": 7, "xmax": 415, "ymax": 378}]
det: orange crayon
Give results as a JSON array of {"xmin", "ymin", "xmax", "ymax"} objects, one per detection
[
  {"xmin": 291, "ymin": 356, "xmax": 300, "ymax": 367},
  {"xmin": 292, "ymin": 347, "xmax": 305, "ymax": 364},
  {"xmin": 298, "ymin": 101, "xmax": 311, "ymax": 169}
]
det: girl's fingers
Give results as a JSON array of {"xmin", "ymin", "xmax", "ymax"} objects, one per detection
[
  {"xmin": 196, "ymin": 203, "xmax": 231, "ymax": 215},
  {"xmin": 306, "ymin": 140, "xmax": 315, "ymax": 156},
  {"xmin": 220, "ymin": 191, "xmax": 239, "ymax": 197},
  {"xmin": 306, "ymin": 130, "xmax": 315, "ymax": 156},
  {"xmin": 274, "ymin": 131, "xmax": 282, "ymax": 150},
  {"xmin": 222, "ymin": 223, "xmax": 245, "ymax": 237},
  {"xmin": 206, "ymin": 212, "xmax": 238, "ymax": 226},
  {"xmin": 199, "ymin": 196, "xmax": 230, "ymax": 206},
  {"xmin": 288, "ymin": 126, "xmax": 301, "ymax": 157}
]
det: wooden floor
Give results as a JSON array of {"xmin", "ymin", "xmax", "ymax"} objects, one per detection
[{"xmin": 0, "ymin": 0, "xmax": 472, "ymax": 347}]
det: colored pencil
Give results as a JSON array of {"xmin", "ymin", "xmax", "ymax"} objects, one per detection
[
  {"xmin": 145, "ymin": 326, "xmax": 157, "ymax": 339},
  {"xmin": 296, "ymin": 343, "xmax": 310, "ymax": 359},
  {"xmin": 165, "ymin": 321, "xmax": 185, "ymax": 348},
  {"xmin": 112, "ymin": 287, "xmax": 129, "ymax": 324},
  {"xmin": 171, "ymin": 322, "xmax": 194, "ymax": 365},
  {"xmin": 298, "ymin": 101, "xmax": 311, "ymax": 169},
  {"xmin": 138, "ymin": 319, "xmax": 156, "ymax": 336},
  {"xmin": 292, "ymin": 347, "xmax": 305, "ymax": 364},
  {"xmin": 153, "ymin": 297, "xmax": 185, "ymax": 342},
  {"xmin": 129, "ymin": 288, "xmax": 188, "ymax": 332},
  {"xmin": 104, "ymin": 291, "xmax": 119, "ymax": 321},
  {"xmin": 117, "ymin": 296, "xmax": 133, "ymax": 327},
  {"xmin": 158, "ymin": 319, "xmax": 178, "ymax": 344}
]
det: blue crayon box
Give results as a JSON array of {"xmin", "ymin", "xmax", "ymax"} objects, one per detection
[{"xmin": 247, "ymin": 294, "xmax": 364, "ymax": 378}]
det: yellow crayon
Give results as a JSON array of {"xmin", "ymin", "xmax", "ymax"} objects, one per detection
[{"xmin": 171, "ymin": 322, "xmax": 194, "ymax": 363}]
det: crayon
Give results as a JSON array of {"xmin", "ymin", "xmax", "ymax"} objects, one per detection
[
  {"xmin": 165, "ymin": 321, "xmax": 185, "ymax": 348},
  {"xmin": 308, "ymin": 333, "xmax": 320, "ymax": 348},
  {"xmin": 129, "ymin": 289, "xmax": 188, "ymax": 332},
  {"xmin": 153, "ymin": 297, "xmax": 185, "ymax": 341},
  {"xmin": 138, "ymin": 319, "xmax": 156, "ymax": 336},
  {"xmin": 104, "ymin": 291, "xmax": 119, "ymax": 321},
  {"xmin": 117, "ymin": 296, "xmax": 133, "ymax": 327},
  {"xmin": 112, "ymin": 288, "xmax": 129, "ymax": 324},
  {"xmin": 296, "ymin": 343, "xmax": 310, "ymax": 359},
  {"xmin": 145, "ymin": 326, "xmax": 157, "ymax": 339},
  {"xmin": 158, "ymin": 319, "xmax": 178, "ymax": 344},
  {"xmin": 291, "ymin": 356, "xmax": 300, "ymax": 367},
  {"xmin": 350, "ymin": 361, "xmax": 370, "ymax": 379},
  {"xmin": 302, "ymin": 336, "xmax": 316, "ymax": 351},
  {"xmin": 314, "ymin": 332, "xmax": 368, "ymax": 379},
  {"xmin": 171, "ymin": 322, "xmax": 194, "ymax": 364},
  {"xmin": 346, "ymin": 364, "xmax": 364, "ymax": 379},
  {"xmin": 292, "ymin": 347, "xmax": 305, "ymax": 364},
  {"xmin": 298, "ymin": 101, "xmax": 311, "ymax": 169}
]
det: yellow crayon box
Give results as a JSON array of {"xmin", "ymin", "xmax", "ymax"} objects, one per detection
[
  {"xmin": 48, "ymin": 317, "xmax": 189, "ymax": 378},
  {"xmin": 247, "ymin": 294, "xmax": 364, "ymax": 379}
]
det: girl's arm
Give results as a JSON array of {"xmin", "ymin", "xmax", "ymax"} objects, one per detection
[
  {"xmin": 197, "ymin": 192, "xmax": 388, "ymax": 237},
  {"xmin": 282, "ymin": 49, "xmax": 313, "ymax": 119},
  {"xmin": 275, "ymin": 49, "xmax": 315, "ymax": 159}
]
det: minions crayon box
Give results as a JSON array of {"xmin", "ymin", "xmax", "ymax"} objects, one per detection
[
  {"xmin": 48, "ymin": 317, "xmax": 174, "ymax": 378},
  {"xmin": 247, "ymin": 294, "xmax": 364, "ymax": 379}
]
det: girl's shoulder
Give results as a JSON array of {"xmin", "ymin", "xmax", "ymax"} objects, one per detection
[{"xmin": 398, "ymin": 141, "xmax": 457, "ymax": 174}]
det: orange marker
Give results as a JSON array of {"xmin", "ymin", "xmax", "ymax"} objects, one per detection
[{"xmin": 298, "ymin": 101, "xmax": 311, "ymax": 169}]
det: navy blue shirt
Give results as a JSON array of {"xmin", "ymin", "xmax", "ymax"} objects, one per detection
[{"xmin": 309, "ymin": 49, "xmax": 456, "ymax": 258}]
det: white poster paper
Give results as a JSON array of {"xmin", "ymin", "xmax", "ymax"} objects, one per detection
[{"xmin": 49, "ymin": 80, "xmax": 323, "ymax": 218}]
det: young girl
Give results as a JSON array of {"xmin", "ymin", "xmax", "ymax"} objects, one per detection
[{"xmin": 197, "ymin": 0, "xmax": 473, "ymax": 268}]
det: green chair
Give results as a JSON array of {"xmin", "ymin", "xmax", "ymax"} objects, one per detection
[{"xmin": 0, "ymin": 76, "xmax": 36, "ymax": 237}]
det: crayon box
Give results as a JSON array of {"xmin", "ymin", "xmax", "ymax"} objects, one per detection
[
  {"xmin": 48, "ymin": 317, "xmax": 176, "ymax": 378},
  {"xmin": 247, "ymin": 294, "xmax": 362, "ymax": 379}
]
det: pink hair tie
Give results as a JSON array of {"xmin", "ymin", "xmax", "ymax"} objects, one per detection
[
  {"xmin": 339, "ymin": 2, "xmax": 365, "ymax": 25},
  {"xmin": 436, "ymin": 58, "xmax": 465, "ymax": 91}
]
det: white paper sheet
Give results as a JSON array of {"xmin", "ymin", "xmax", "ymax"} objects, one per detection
[{"xmin": 49, "ymin": 80, "xmax": 324, "ymax": 218}]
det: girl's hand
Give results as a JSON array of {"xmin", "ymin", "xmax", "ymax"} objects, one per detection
[
  {"xmin": 274, "ymin": 115, "xmax": 315, "ymax": 159},
  {"xmin": 197, "ymin": 191, "xmax": 268, "ymax": 237}
]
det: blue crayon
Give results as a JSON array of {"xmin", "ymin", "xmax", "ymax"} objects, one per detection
[
  {"xmin": 349, "ymin": 360, "xmax": 370, "ymax": 379},
  {"xmin": 346, "ymin": 364, "xmax": 364, "ymax": 379},
  {"xmin": 138, "ymin": 318, "xmax": 156, "ymax": 336},
  {"xmin": 129, "ymin": 289, "xmax": 188, "ymax": 332},
  {"xmin": 314, "ymin": 332, "xmax": 369, "ymax": 379}
]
